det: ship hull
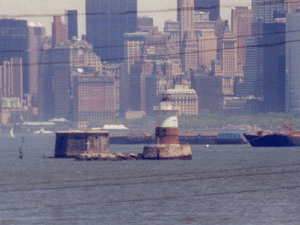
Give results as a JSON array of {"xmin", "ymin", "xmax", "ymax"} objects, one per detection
[{"xmin": 244, "ymin": 133, "xmax": 300, "ymax": 147}]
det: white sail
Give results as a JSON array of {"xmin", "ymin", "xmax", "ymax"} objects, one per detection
[{"xmin": 10, "ymin": 128, "xmax": 15, "ymax": 138}]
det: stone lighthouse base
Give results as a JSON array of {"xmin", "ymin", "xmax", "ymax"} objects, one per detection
[{"xmin": 142, "ymin": 144, "xmax": 192, "ymax": 160}]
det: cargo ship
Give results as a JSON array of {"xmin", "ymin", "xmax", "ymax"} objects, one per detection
[{"xmin": 244, "ymin": 121, "xmax": 300, "ymax": 147}]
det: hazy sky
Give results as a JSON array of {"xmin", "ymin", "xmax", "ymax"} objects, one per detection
[{"xmin": 0, "ymin": 0, "xmax": 251, "ymax": 35}]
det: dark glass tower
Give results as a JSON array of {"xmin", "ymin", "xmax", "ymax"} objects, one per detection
[
  {"xmin": 66, "ymin": 10, "xmax": 78, "ymax": 40},
  {"xmin": 252, "ymin": 0, "xmax": 285, "ymax": 24},
  {"xmin": 194, "ymin": 0, "xmax": 220, "ymax": 21},
  {"xmin": 86, "ymin": 0, "xmax": 138, "ymax": 62},
  {"xmin": 0, "ymin": 19, "xmax": 29, "ymax": 93},
  {"xmin": 263, "ymin": 22, "xmax": 286, "ymax": 112}
]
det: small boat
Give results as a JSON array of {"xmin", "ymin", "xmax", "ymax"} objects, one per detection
[{"xmin": 33, "ymin": 128, "xmax": 53, "ymax": 134}]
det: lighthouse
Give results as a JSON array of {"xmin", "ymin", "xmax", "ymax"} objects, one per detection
[
  {"xmin": 142, "ymin": 93, "xmax": 192, "ymax": 160},
  {"xmin": 155, "ymin": 93, "xmax": 179, "ymax": 144}
]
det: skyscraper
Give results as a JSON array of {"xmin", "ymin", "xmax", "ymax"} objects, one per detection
[
  {"xmin": 55, "ymin": 41, "xmax": 102, "ymax": 120},
  {"xmin": 194, "ymin": 0, "xmax": 220, "ymax": 21},
  {"xmin": 231, "ymin": 7, "xmax": 252, "ymax": 71},
  {"xmin": 215, "ymin": 34, "xmax": 239, "ymax": 96},
  {"xmin": 73, "ymin": 76, "xmax": 119, "ymax": 129},
  {"xmin": 178, "ymin": 0, "xmax": 195, "ymax": 41},
  {"xmin": 197, "ymin": 29, "xmax": 217, "ymax": 70},
  {"xmin": 86, "ymin": 0, "xmax": 138, "ymax": 62},
  {"xmin": 28, "ymin": 24, "xmax": 46, "ymax": 102},
  {"xmin": 178, "ymin": 0, "xmax": 198, "ymax": 71},
  {"xmin": 0, "ymin": 58, "xmax": 23, "ymax": 100},
  {"xmin": 0, "ymin": 19, "xmax": 29, "ymax": 94},
  {"xmin": 286, "ymin": 12, "xmax": 300, "ymax": 112},
  {"xmin": 252, "ymin": 0, "xmax": 285, "ymax": 23},
  {"xmin": 52, "ymin": 16, "xmax": 68, "ymax": 47},
  {"xmin": 66, "ymin": 10, "xmax": 78, "ymax": 41},
  {"xmin": 263, "ymin": 22, "xmax": 286, "ymax": 112}
]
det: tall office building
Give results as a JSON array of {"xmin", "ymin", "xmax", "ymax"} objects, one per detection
[
  {"xmin": 122, "ymin": 28, "xmax": 169, "ymax": 114},
  {"xmin": 129, "ymin": 60, "xmax": 154, "ymax": 112},
  {"xmin": 51, "ymin": 47, "xmax": 72, "ymax": 120},
  {"xmin": 236, "ymin": 37, "xmax": 260, "ymax": 97},
  {"xmin": 86, "ymin": 0, "xmax": 138, "ymax": 62},
  {"xmin": 245, "ymin": 0, "xmax": 286, "ymax": 113},
  {"xmin": 52, "ymin": 16, "xmax": 68, "ymax": 47},
  {"xmin": 38, "ymin": 37, "xmax": 54, "ymax": 121},
  {"xmin": 0, "ymin": 58, "xmax": 23, "ymax": 100},
  {"xmin": 28, "ymin": 24, "xmax": 46, "ymax": 103},
  {"xmin": 252, "ymin": 0, "xmax": 285, "ymax": 23},
  {"xmin": 178, "ymin": 0, "xmax": 195, "ymax": 41},
  {"xmin": 66, "ymin": 10, "xmax": 78, "ymax": 40},
  {"xmin": 124, "ymin": 32, "xmax": 147, "ymax": 75},
  {"xmin": 178, "ymin": 0, "xmax": 198, "ymax": 71},
  {"xmin": 215, "ymin": 31, "xmax": 241, "ymax": 96},
  {"xmin": 286, "ymin": 12, "xmax": 300, "ymax": 112},
  {"xmin": 196, "ymin": 29, "xmax": 217, "ymax": 70},
  {"xmin": 51, "ymin": 40, "xmax": 102, "ymax": 120},
  {"xmin": 263, "ymin": 22, "xmax": 286, "ymax": 112},
  {"xmin": 194, "ymin": 0, "xmax": 220, "ymax": 21},
  {"xmin": 165, "ymin": 10, "xmax": 216, "ymax": 63},
  {"xmin": 122, "ymin": 32, "xmax": 146, "ymax": 115},
  {"xmin": 231, "ymin": 7, "xmax": 252, "ymax": 71},
  {"xmin": 73, "ymin": 76, "xmax": 119, "ymax": 129},
  {"xmin": 0, "ymin": 19, "xmax": 29, "ymax": 94},
  {"xmin": 192, "ymin": 72, "xmax": 223, "ymax": 113}
]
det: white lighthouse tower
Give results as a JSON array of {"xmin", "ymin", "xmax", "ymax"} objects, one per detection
[{"xmin": 142, "ymin": 93, "xmax": 192, "ymax": 160}]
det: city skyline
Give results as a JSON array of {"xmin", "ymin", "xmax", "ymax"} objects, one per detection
[
  {"xmin": 0, "ymin": 0, "xmax": 297, "ymax": 127},
  {"xmin": 0, "ymin": 0, "xmax": 251, "ymax": 35}
]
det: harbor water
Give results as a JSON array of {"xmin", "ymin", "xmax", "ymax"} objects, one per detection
[{"xmin": 1, "ymin": 134, "xmax": 300, "ymax": 224}]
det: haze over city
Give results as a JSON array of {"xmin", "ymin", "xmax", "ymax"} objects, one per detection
[
  {"xmin": 0, "ymin": 0, "xmax": 298, "ymax": 131},
  {"xmin": 0, "ymin": 0, "xmax": 251, "ymax": 35}
]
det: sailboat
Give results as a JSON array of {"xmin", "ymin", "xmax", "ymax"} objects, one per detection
[{"xmin": 10, "ymin": 128, "xmax": 15, "ymax": 138}]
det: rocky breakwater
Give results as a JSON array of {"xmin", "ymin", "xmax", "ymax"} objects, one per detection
[
  {"xmin": 75, "ymin": 153, "xmax": 143, "ymax": 161},
  {"xmin": 75, "ymin": 145, "xmax": 192, "ymax": 161}
]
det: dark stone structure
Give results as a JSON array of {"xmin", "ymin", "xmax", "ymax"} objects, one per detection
[{"xmin": 55, "ymin": 131, "xmax": 110, "ymax": 158}]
